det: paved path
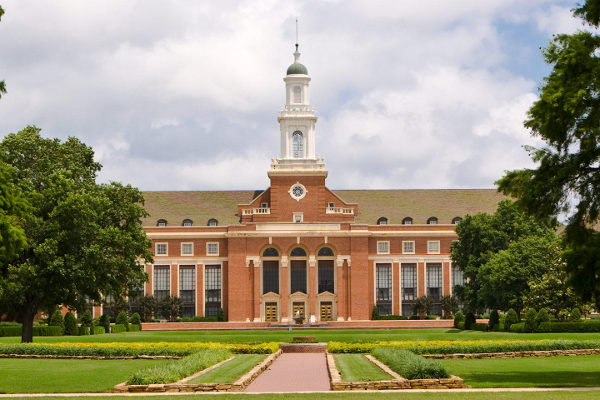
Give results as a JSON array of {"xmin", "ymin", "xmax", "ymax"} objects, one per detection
[{"xmin": 244, "ymin": 353, "xmax": 331, "ymax": 392}]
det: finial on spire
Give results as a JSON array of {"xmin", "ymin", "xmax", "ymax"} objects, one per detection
[{"xmin": 295, "ymin": 18, "xmax": 299, "ymax": 51}]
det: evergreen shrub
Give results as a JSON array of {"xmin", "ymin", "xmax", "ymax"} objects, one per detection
[
  {"xmin": 524, "ymin": 308, "xmax": 538, "ymax": 332},
  {"xmin": 93, "ymin": 326, "xmax": 106, "ymax": 334},
  {"xmin": 504, "ymin": 308, "xmax": 518, "ymax": 331},
  {"xmin": 464, "ymin": 312, "xmax": 476, "ymax": 330},
  {"xmin": 64, "ymin": 312, "xmax": 77, "ymax": 335},
  {"xmin": 488, "ymin": 310, "xmax": 499, "ymax": 331},
  {"xmin": 116, "ymin": 312, "xmax": 129, "ymax": 331},
  {"xmin": 569, "ymin": 307, "xmax": 582, "ymax": 322},
  {"xmin": 453, "ymin": 312, "xmax": 465, "ymax": 328},
  {"xmin": 535, "ymin": 308, "xmax": 550, "ymax": 326},
  {"xmin": 129, "ymin": 312, "xmax": 141, "ymax": 326},
  {"xmin": 111, "ymin": 324, "xmax": 127, "ymax": 333},
  {"xmin": 509, "ymin": 322, "xmax": 525, "ymax": 333},
  {"xmin": 49, "ymin": 310, "xmax": 64, "ymax": 334},
  {"xmin": 99, "ymin": 315, "xmax": 111, "ymax": 333}
]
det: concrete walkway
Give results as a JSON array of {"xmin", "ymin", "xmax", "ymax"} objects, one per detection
[{"xmin": 244, "ymin": 353, "xmax": 331, "ymax": 392}]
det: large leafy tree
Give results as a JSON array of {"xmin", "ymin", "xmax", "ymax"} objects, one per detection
[
  {"xmin": 0, "ymin": 126, "xmax": 153, "ymax": 342},
  {"xmin": 451, "ymin": 200, "xmax": 550, "ymax": 312},
  {"xmin": 497, "ymin": 0, "xmax": 600, "ymax": 307}
]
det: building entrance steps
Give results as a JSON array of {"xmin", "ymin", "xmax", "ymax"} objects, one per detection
[{"xmin": 244, "ymin": 353, "xmax": 331, "ymax": 392}]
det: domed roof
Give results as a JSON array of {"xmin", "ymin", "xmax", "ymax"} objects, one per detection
[{"xmin": 287, "ymin": 62, "xmax": 308, "ymax": 75}]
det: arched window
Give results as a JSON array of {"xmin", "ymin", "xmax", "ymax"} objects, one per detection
[
  {"xmin": 452, "ymin": 216, "xmax": 462, "ymax": 224},
  {"xmin": 427, "ymin": 216, "xmax": 438, "ymax": 225},
  {"xmin": 262, "ymin": 247, "xmax": 279, "ymax": 257},
  {"xmin": 292, "ymin": 131, "xmax": 303, "ymax": 158},
  {"xmin": 318, "ymin": 247, "xmax": 334, "ymax": 257},
  {"xmin": 182, "ymin": 219, "xmax": 193, "ymax": 227},
  {"xmin": 290, "ymin": 247, "xmax": 307, "ymax": 257},
  {"xmin": 402, "ymin": 217, "xmax": 413, "ymax": 225},
  {"xmin": 293, "ymin": 86, "xmax": 302, "ymax": 103},
  {"xmin": 207, "ymin": 218, "xmax": 218, "ymax": 226},
  {"xmin": 377, "ymin": 217, "xmax": 388, "ymax": 225},
  {"xmin": 157, "ymin": 219, "xmax": 167, "ymax": 227}
]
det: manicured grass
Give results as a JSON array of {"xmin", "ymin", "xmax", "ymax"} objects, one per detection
[
  {"xmin": 334, "ymin": 354, "xmax": 391, "ymax": 381},
  {"xmin": 441, "ymin": 355, "xmax": 600, "ymax": 388},
  {"xmin": 189, "ymin": 354, "xmax": 266, "ymax": 383},
  {"xmin": 0, "ymin": 358, "xmax": 167, "ymax": 393},
  {"xmin": 1, "ymin": 328, "xmax": 599, "ymax": 344}
]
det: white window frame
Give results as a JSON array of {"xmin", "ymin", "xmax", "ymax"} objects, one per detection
[
  {"xmin": 293, "ymin": 212, "xmax": 304, "ymax": 223},
  {"xmin": 427, "ymin": 240, "xmax": 440, "ymax": 255},
  {"xmin": 377, "ymin": 241, "xmax": 390, "ymax": 255},
  {"xmin": 155, "ymin": 242, "xmax": 168, "ymax": 256},
  {"xmin": 181, "ymin": 242, "xmax": 194, "ymax": 256},
  {"xmin": 261, "ymin": 202, "xmax": 269, "ymax": 209},
  {"xmin": 402, "ymin": 240, "xmax": 415, "ymax": 254},
  {"xmin": 206, "ymin": 242, "xmax": 219, "ymax": 256}
]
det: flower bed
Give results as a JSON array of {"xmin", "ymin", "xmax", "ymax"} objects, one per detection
[{"xmin": 371, "ymin": 347, "xmax": 449, "ymax": 379}]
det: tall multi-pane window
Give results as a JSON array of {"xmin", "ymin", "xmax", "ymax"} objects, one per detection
[
  {"xmin": 318, "ymin": 260, "xmax": 334, "ymax": 293},
  {"xmin": 426, "ymin": 263, "xmax": 442, "ymax": 301},
  {"xmin": 292, "ymin": 131, "xmax": 303, "ymax": 158},
  {"xmin": 153, "ymin": 265, "xmax": 170, "ymax": 318},
  {"xmin": 262, "ymin": 261, "xmax": 279, "ymax": 294},
  {"xmin": 401, "ymin": 263, "xmax": 417, "ymax": 316},
  {"xmin": 290, "ymin": 260, "xmax": 307, "ymax": 293},
  {"xmin": 376, "ymin": 263, "xmax": 392, "ymax": 316},
  {"xmin": 128, "ymin": 285, "xmax": 144, "ymax": 315},
  {"xmin": 179, "ymin": 266, "xmax": 195, "ymax": 317},
  {"xmin": 205, "ymin": 265, "xmax": 221, "ymax": 317},
  {"xmin": 453, "ymin": 265, "xmax": 465, "ymax": 288}
]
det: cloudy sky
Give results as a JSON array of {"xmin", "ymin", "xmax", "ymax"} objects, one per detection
[{"xmin": 0, "ymin": 0, "xmax": 586, "ymax": 191}]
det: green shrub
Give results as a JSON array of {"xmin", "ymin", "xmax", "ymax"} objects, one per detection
[
  {"xmin": 509, "ymin": 322, "xmax": 525, "ymax": 333},
  {"xmin": 127, "ymin": 348, "xmax": 231, "ymax": 384},
  {"xmin": 178, "ymin": 316, "xmax": 219, "ymax": 322},
  {"xmin": 64, "ymin": 312, "xmax": 77, "ymax": 336},
  {"xmin": 116, "ymin": 312, "xmax": 129, "ymax": 331},
  {"xmin": 464, "ymin": 312, "xmax": 476, "ymax": 330},
  {"xmin": 537, "ymin": 322, "xmax": 552, "ymax": 333},
  {"xmin": 111, "ymin": 324, "xmax": 127, "ymax": 333},
  {"xmin": 33, "ymin": 326, "xmax": 63, "ymax": 336},
  {"xmin": 374, "ymin": 315, "xmax": 408, "ymax": 320},
  {"xmin": 537, "ymin": 321, "xmax": 600, "ymax": 333},
  {"xmin": 78, "ymin": 326, "xmax": 90, "ymax": 336},
  {"xmin": 0, "ymin": 326, "xmax": 22, "ymax": 337},
  {"xmin": 488, "ymin": 310, "xmax": 499, "ymax": 331},
  {"xmin": 371, "ymin": 347, "xmax": 449, "ymax": 379},
  {"xmin": 128, "ymin": 324, "xmax": 141, "ymax": 332},
  {"xmin": 535, "ymin": 308, "xmax": 551, "ymax": 328},
  {"xmin": 413, "ymin": 296, "xmax": 434, "ymax": 319},
  {"xmin": 49, "ymin": 310, "xmax": 64, "ymax": 334},
  {"xmin": 472, "ymin": 323, "xmax": 487, "ymax": 331},
  {"xmin": 570, "ymin": 307, "xmax": 582, "ymax": 322},
  {"xmin": 99, "ymin": 314, "xmax": 111, "ymax": 332},
  {"xmin": 93, "ymin": 326, "xmax": 106, "ymax": 334},
  {"xmin": 453, "ymin": 312, "xmax": 465, "ymax": 328},
  {"xmin": 139, "ymin": 295, "xmax": 157, "ymax": 322},
  {"xmin": 129, "ymin": 312, "xmax": 141, "ymax": 326},
  {"xmin": 524, "ymin": 308, "xmax": 538, "ymax": 332},
  {"xmin": 505, "ymin": 308, "xmax": 519, "ymax": 331},
  {"xmin": 457, "ymin": 321, "xmax": 465, "ymax": 330},
  {"xmin": 217, "ymin": 308, "xmax": 226, "ymax": 322},
  {"xmin": 371, "ymin": 305, "xmax": 379, "ymax": 320},
  {"xmin": 81, "ymin": 310, "xmax": 94, "ymax": 334}
]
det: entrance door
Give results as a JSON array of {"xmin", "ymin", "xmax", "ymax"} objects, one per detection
[
  {"xmin": 292, "ymin": 302, "xmax": 305, "ymax": 321},
  {"xmin": 265, "ymin": 302, "xmax": 278, "ymax": 322},
  {"xmin": 320, "ymin": 302, "xmax": 333, "ymax": 321}
]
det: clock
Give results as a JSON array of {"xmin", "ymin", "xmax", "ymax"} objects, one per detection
[{"xmin": 289, "ymin": 182, "xmax": 307, "ymax": 201}]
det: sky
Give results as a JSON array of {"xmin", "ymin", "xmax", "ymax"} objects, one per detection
[{"xmin": 0, "ymin": 0, "xmax": 587, "ymax": 191}]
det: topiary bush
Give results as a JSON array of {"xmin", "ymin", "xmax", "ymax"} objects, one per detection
[
  {"xmin": 116, "ymin": 312, "xmax": 129, "ymax": 331},
  {"xmin": 488, "ymin": 310, "xmax": 499, "ymax": 331},
  {"xmin": 569, "ymin": 307, "xmax": 581, "ymax": 322},
  {"xmin": 509, "ymin": 322, "xmax": 525, "ymax": 333},
  {"xmin": 80, "ymin": 310, "xmax": 94, "ymax": 334},
  {"xmin": 453, "ymin": 312, "xmax": 465, "ymax": 329},
  {"xmin": 464, "ymin": 312, "xmax": 476, "ymax": 330},
  {"xmin": 111, "ymin": 324, "xmax": 127, "ymax": 333},
  {"xmin": 505, "ymin": 308, "xmax": 518, "ymax": 331},
  {"xmin": 64, "ymin": 312, "xmax": 77, "ymax": 336},
  {"xmin": 99, "ymin": 314, "xmax": 111, "ymax": 333},
  {"xmin": 524, "ymin": 308, "xmax": 538, "ymax": 333},
  {"xmin": 535, "ymin": 308, "xmax": 550, "ymax": 328},
  {"xmin": 129, "ymin": 312, "xmax": 141, "ymax": 326},
  {"xmin": 49, "ymin": 310, "xmax": 64, "ymax": 334}
]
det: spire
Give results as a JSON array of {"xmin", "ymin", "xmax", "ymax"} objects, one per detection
[{"xmin": 294, "ymin": 18, "xmax": 300, "ymax": 63}]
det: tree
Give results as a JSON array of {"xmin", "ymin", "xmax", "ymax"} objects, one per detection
[
  {"xmin": 524, "ymin": 262, "xmax": 581, "ymax": 319},
  {"xmin": 63, "ymin": 312, "xmax": 77, "ymax": 336},
  {"xmin": 441, "ymin": 295, "xmax": 459, "ymax": 318},
  {"xmin": 413, "ymin": 296, "xmax": 434, "ymax": 319},
  {"xmin": 477, "ymin": 234, "xmax": 560, "ymax": 313},
  {"xmin": 451, "ymin": 200, "xmax": 550, "ymax": 312},
  {"xmin": 139, "ymin": 295, "xmax": 157, "ymax": 322},
  {"xmin": 497, "ymin": 0, "xmax": 600, "ymax": 307},
  {"xmin": 159, "ymin": 296, "xmax": 183, "ymax": 322},
  {"xmin": 0, "ymin": 127, "xmax": 153, "ymax": 342}
]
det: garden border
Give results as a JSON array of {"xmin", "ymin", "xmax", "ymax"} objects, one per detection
[{"xmin": 424, "ymin": 348, "xmax": 600, "ymax": 359}]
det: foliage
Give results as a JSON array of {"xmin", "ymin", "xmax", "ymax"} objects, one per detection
[
  {"xmin": 538, "ymin": 321, "xmax": 600, "ymax": 333},
  {"xmin": 159, "ymin": 296, "xmax": 183, "ymax": 322},
  {"xmin": 464, "ymin": 312, "xmax": 476, "ymax": 330},
  {"xmin": 98, "ymin": 315, "xmax": 111, "ymax": 333},
  {"xmin": 128, "ymin": 324, "xmax": 140, "ymax": 332},
  {"xmin": 451, "ymin": 200, "xmax": 550, "ymax": 312},
  {"xmin": 127, "ymin": 348, "xmax": 231, "ymax": 385},
  {"xmin": 569, "ymin": 307, "xmax": 582, "ymax": 322},
  {"xmin": 110, "ymin": 324, "xmax": 127, "ymax": 334},
  {"xmin": 535, "ymin": 308, "xmax": 550, "ymax": 326},
  {"xmin": 453, "ymin": 312, "xmax": 465, "ymax": 328},
  {"xmin": 116, "ymin": 312, "xmax": 129, "ymax": 331},
  {"xmin": 217, "ymin": 308, "xmax": 226, "ymax": 322},
  {"xmin": 413, "ymin": 296, "xmax": 434, "ymax": 319},
  {"xmin": 441, "ymin": 295, "xmax": 459, "ymax": 318},
  {"xmin": 524, "ymin": 308, "xmax": 538, "ymax": 333},
  {"xmin": 496, "ymin": 1, "xmax": 600, "ymax": 308},
  {"xmin": 0, "ymin": 127, "xmax": 153, "ymax": 342},
  {"xmin": 190, "ymin": 354, "xmax": 268, "ymax": 384},
  {"xmin": 129, "ymin": 312, "xmax": 141, "ymax": 326},
  {"xmin": 509, "ymin": 322, "xmax": 525, "ymax": 333},
  {"xmin": 80, "ymin": 310, "xmax": 94, "ymax": 333},
  {"xmin": 178, "ymin": 316, "xmax": 218, "ymax": 322},
  {"xmin": 63, "ymin": 312, "xmax": 77, "ymax": 336},
  {"xmin": 504, "ymin": 308, "xmax": 519, "ymax": 332},
  {"xmin": 104, "ymin": 297, "xmax": 128, "ymax": 319},
  {"xmin": 93, "ymin": 326, "xmax": 105, "ymax": 334},
  {"xmin": 371, "ymin": 347, "xmax": 449, "ymax": 379},
  {"xmin": 0, "ymin": 326, "xmax": 63, "ymax": 337},
  {"xmin": 371, "ymin": 305, "xmax": 379, "ymax": 320},
  {"xmin": 488, "ymin": 310, "xmax": 499, "ymax": 331},
  {"xmin": 48, "ymin": 310, "xmax": 64, "ymax": 334},
  {"xmin": 138, "ymin": 295, "xmax": 156, "ymax": 322},
  {"xmin": 524, "ymin": 263, "xmax": 581, "ymax": 318}
]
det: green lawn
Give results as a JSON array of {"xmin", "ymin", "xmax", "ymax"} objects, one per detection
[
  {"xmin": 2, "ymin": 328, "xmax": 600, "ymax": 344},
  {"xmin": 441, "ymin": 355, "xmax": 600, "ymax": 388},
  {"xmin": 334, "ymin": 354, "xmax": 392, "ymax": 381},
  {"xmin": 0, "ymin": 358, "xmax": 168, "ymax": 393},
  {"xmin": 189, "ymin": 354, "xmax": 266, "ymax": 383}
]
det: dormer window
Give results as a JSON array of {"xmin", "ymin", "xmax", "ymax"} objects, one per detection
[
  {"xmin": 377, "ymin": 217, "xmax": 388, "ymax": 225},
  {"xmin": 261, "ymin": 202, "xmax": 268, "ymax": 209},
  {"xmin": 402, "ymin": 217, "xmax": 413, "ymax": 225},
  {"xmin": 157, "ymin": 219, "xmax": 167, "ymax": 227},
  {"xmin": 293, "ymin": 86, "xmax": 302, "ymax": 103},
  {"xmin": 427, "ymin": 217, "xmax": 438, "ymax": 225},
  {"xmin": 207, "ymin": 218, "xmax": 218, "ymax": 226},
  {"xmin": 292, "ymin": 131, "xmax": 303, "ymax": 158},
  {"xmin": 182, "ymin": 219, "xmax": 193, "ymax": 227},
  {"xmin": 452, "ymin": 216, "xmax": 463, "ymax": 224}
]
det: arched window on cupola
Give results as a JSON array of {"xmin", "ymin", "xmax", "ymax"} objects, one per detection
[
  {"xmin": 452, "ymin": 216, "xmax": 463, "ymax": 224},
  {"xmin": 377, "ymin": 217, "xmax": 388, "ymax": 225},
  {"xmin": 292, "ymin": 131, "xmax": 303, "ymax": 158},
  {"xmin": 402, "ymin": 217, "xmax": 413, "ymax": 225},
  {"xmin": 427, "ymin": 216, "xmax": 438, "ymax": 225}
]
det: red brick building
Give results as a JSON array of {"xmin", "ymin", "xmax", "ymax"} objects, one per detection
[{"xmin": 111, "ymin": 48, "xmax": 504, "ymax": 323}]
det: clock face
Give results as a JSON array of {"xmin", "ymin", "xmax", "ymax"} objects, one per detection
[{"xmin": 289, "ymin": 183, "xmax": 307, "ymax": 201}]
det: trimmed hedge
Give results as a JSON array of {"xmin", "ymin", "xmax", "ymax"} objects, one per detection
[
  {"xmin": 0, "ymin": 325, "xmax": 64, "ymax": 337},
  {"xmin": 110, "ymin": 324, "xmax": 127, "ymax": 333},
  {"xmin": 509, "ymin": 322, "xmax": 525, "ymax": 333},
  {"xmin": 374, "ymin": 315, "xmax": 409, "ymax": 320},
  {"xmin": 471, "ymin": 323, "xmax": 487, "ymax": 331},
  {"xmin": 178, "ymin": 316, "xmax": 219, "ymax": 322},
  {"xmin": 128, "ymin": 324, "xmax": 141, "ymax": 332},
  {"xmin": 371, "ymin": 347, "xmax": 449, "ymax": 379},
  {"xmin": 93, "ymin": 326, "xmax": 106, "ymax": 334},
  {"xmin": 78, "ymin": 326, "xmax": 90, "ymax": 336},
  {"xmin": 538, "ymin": 321, "xmax": 600, "ymax": 333}
]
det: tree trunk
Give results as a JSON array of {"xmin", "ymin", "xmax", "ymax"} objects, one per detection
[{"xmin": 21, "ymin": 304, "xmax": 37, "ymax": 343}]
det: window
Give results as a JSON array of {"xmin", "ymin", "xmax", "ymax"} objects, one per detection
[
  {"xmin": 377, "ymin": 217, "xmax": 388, "ymax": 225},
  {"xmin": 376, "ymin": 263, "xmax": 392, "ymax": 316},
  {"xmin": 181, "ymin": 243, "xmax": 193, "ymax": 256},
  {"xmin": 427, "ymin": 263, "xmax": 442, "ymax": 302},
  {"xmin": 328, "ymin": 202, "xmax": 335, "ymax": 209},
  {"xmin": 293, "ymin": 85, "xmax": 302, "ymax": 103},
  {"xmin": 207, "ymin": 218, "xmax": 218, "ymax": 226},
  {"xmin": 453, "ymin": 265, "xmax": 466, "ymax": 287},
  {"xmin": 401, "ymin": 263, "xmax": 417, "ymax": 302},
  {"xmin": 318, "ymin": 260, "xmax": 334, "ymax": 293},
  {"xmin": 206, "ymin": 242, "xmax": 219, "ymax": 256},
  {"xmin": 289, "ymin": 182, "xmax": 307, "ymax": 201},
  {"xmin": 157, "ymin": 219, "xmax": 167, "ymax": 227},
  {"xmin": 427, "ymin": 240, "xmax": 440, "ymax": 254},
  {"xmin": 290, "ymin": 247, "xmax": 307, "ymax": 257},
  {"xmin": 261, "ymin": 202, "xmax": 268, "ymax": 209},
  {"xmin": 205, "ymin": 265, "xmax": 221, "ymax": 317},
  {"xmin": 182, "ymin": 219, "xmax": 193, "ymax": 227},
  {"xmin": 293, "ymin": 212, "xmax": 303, "ymax": 223},
  {"xmin": 262, "ymin": 247, "xmax": 279, "ymax": 257},
  {"xmin": 155, "ymin": 243, "xmax": 168, "ymax": 256},
  {"xmin": 427, "ymin": 216, "xmax": 438, "ymax": 225},
  {"xmin": 292, "ymin": 131, "xmax": 303, "ymax": 158},
  {"xmin": 377, "ymin": 241, "xmax": 390, "ymax": 255},
  {"xmin": 318, "ymin": 247, "xmax": 334, "ymax": 257},
  {"xmin": 290, "ymin": 260, "xmax": 307, "ymax": 293},
  {"xmin": 452, "ymin": 216, "xmax": 462, "ymax": 224},
  {"xmin": 402, "ymin": 217, "xmax": 413, "ymax": 225},
  {"xmin": 262, "ymin": 260, "xmax": 279, "ymax": 294},
  {"xmin": 153, "ymin": 265, "xmax": 170, "ymax": 317},
  {"xmin": 179, "ymin": 266, "xmax": 195, "ymax": 317},
  {"xmin": 402, "ymin": 241, "xmax": 415, "ymax": 254}
]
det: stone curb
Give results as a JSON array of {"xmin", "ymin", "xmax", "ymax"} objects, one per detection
[{"xmin": 0, "ymin": 354, "xmax": 181, "ymax": 360}]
